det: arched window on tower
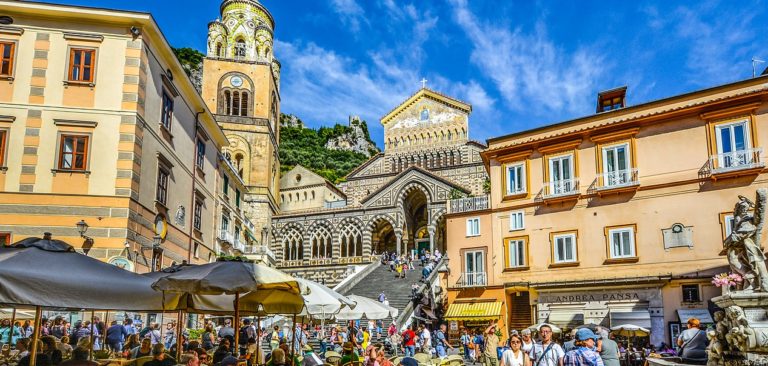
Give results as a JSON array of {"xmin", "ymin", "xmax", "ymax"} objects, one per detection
[
  {"xmin": 222, "ymin": 89, "xmax": 250, "ymax": 117},
  {"xmin": 234, "ymin": 153, "xmax": 244, "ymax": 177},
  {"xmin": 216, "ymin": 43, "xmax": 223, "ymax": 57},
  {"xmin": 235, "ymin": 39, "xmax": 246, "ymax": 59}
]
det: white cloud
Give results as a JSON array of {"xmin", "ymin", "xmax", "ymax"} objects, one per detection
[
  {"xmin": 448, "ymin": 0, "xmax": 605, "ymax": 116},
  {"xmin": 331, "ymin": 0, "xmax": 366, "ymax": 32}
]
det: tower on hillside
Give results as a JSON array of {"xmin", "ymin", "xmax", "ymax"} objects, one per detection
[{"xmin": 202, "ymin": 0, "xmax": 281, "ymax": 245}]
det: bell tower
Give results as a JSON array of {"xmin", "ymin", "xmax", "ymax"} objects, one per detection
[{"xmin": 202, "ymin": 0, "xmax": 281, "ymax": 242}]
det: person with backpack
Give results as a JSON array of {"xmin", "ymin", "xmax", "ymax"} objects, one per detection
[
  {"xmin": 528, "ymin": 324, "xmax": 564, "ymax": 366},
  {"xmin": 434, "ymin": 324, "xmax": 453, "ymax": 358},
  {"xmin": 402, "ymin": 325, "xmax": 417, "ymax": 357},
  {"xmin": 239, "ymin": 319, "xmax": 255, "ymax": 356}
]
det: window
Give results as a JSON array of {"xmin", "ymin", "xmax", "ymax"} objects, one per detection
[
  {"xmin": 548, "ymin": 154, "xmax": 575, "ymax": 195},
  {"xmin": 193, "ymin": 199, "xmax": 203, "ymax": 231},
  {"xmin": 682, "ymin": 285, "xmax": 701, "ymax": 303},
  {"xmin": 193, "ymin": 242, "xmax": 200, "ymax": 259},
  {"xmin": 553, "ymin": 232, "xmax": 577, "ymax": 263},
  {"xmin": 608, "ymin": 226, "xmax": 636, "ymax": 258},
  {"xmin": 0, "ymin": 130, "xmax": 7, "ymax": 167},
  {"xmin": 464, "ymin": 250, "xmax": 485, "ymax": 286},
  {"xmin": 221, "ymin": 215, "xmax": 229, "ymax": 232},
  {"xmin": 724, "ymin": 214, "xmax": 734, "ymax": 237},
  {"xmin": 224, "ymin": 90, "xmax": 249, "ymax": 117},
  {"xmin": 0, "ymin": 232, "xmax": 10, "ymax": 247},
  {"xmin": 599, "ymin": 96, "xmax": 624, "ymax": 112},
  {"xmin": 235, "ymin": 189, "xmax": 241, "ymax": 208},
  {"xmin": 161, "ymin": 92, "xmax": 174, "ymax": 130},
  {"xmin": 505, "ymin": 163, "xmax": 526, "ymax": 195},
  {"xmin": 1, "ymin": 42, "xmax": 15, "ymax": 77},
  {"xmin": 223, "ymin": 175, "xmax": 229, "ymax": 195},
  {"xmin": 509, "ymin": 211, "xmax": 524, "ymax": 231},
  {"xmin": 235, "ymin": 39, "xmax": 246, "ymax": 58},
  {"xmin": 215, "ymin": 43, "xmax": 222, "ymax": 57},
  {"xmin": 466, "ymin": 218, "xmax": 480, "ymax": 237},
  {"xmin": 715, "ymin": 120, "xmax": 752, "ymax": 168},
  {"xmin": 602, "ymin": 143, "xmax": 631, "ymax": 186},
  {"xmin": 505, "ymin": 237, "xmax": 527, "ymax": 268},
  {"xmin": 58, "ymin": 135, "xmax": 89, "ymax": 171},
  {"xmin": 420, "ymin": 109, "xmax": 429, "ymax": 121},
  {"xmin": 68, "ymin": 48, "xmax": 95, "ymax": 83},
  {"xmin": 196, "ymin": 139, "xmax": 205, "ymax": 170},
  {"xmin": 156, "ymin": 166, "xmax": 169, "ymax": 205},
  {"xmin": 234, "ymin": 227, "xmax": 240, "ymax": 242}
]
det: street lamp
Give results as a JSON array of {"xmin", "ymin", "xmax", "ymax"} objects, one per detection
[
  {"xmin": 76, "ymin": 220, "xmax": 94, "ymax": 254},
  {"xmin": 76, "ymin": 220, "xmax": 89, "ymax": 236}
]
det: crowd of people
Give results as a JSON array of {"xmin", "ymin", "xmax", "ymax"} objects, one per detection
[{"xmin": 380, "ymin": 249, "xmax": 443, "ymax": 281}]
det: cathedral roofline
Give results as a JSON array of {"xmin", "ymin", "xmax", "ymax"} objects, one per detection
[
  {"xmin": 343, "ymin": 152, "xmax": 384, "ymax": 180},
  {"xmin": 380, "ymin": 87, "xmax": 472, "ymax": 126},
  {"xmin": 220, "ymin": 0, "xmax": 275, "ymax": 30}
]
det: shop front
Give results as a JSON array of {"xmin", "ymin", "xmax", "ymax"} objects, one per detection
[
  {"xmin": 533, "ymin": 285, "xmax": 665, "ymax": 345},
  {"xmin": 444, "ymin": 299, "xmax": 504, "ymax": 340}
]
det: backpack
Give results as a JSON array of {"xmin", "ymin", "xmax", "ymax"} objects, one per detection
[
  {"xmin": 403, "ymin": 331, "xmax": 412, "ymax": 344},
  {"xmin": 238, "ymin": 326, "xmax": 249, "ymax": 345}
]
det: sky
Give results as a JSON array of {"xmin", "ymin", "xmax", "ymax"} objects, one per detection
[{"xmin": 49, "ymin": 0, "xmax": 767, "ymax": 148}]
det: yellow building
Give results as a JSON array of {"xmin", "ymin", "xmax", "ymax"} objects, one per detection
[
  {"xmin": 444, "ymin": 75, "xmax": 768, "ymax": 346},
  {"xmin": 0, "ymin": 1, "xmax": 229, "ymax": 271}
]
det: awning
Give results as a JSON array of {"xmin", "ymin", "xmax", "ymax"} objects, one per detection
[
  {"xmin": 445, "ymin": 301, "xmax": 502, "ymax": 321},
  {"xmin": 547, "ymin": 312, "xmax": 584, "ymax": 329},
  {"xmin": 610, "ymin": 311, "xmax": 651, "ymax": 329},
  {"xmin": 677, "ymin": 309, "xmax": 714, "ymax": 324}
]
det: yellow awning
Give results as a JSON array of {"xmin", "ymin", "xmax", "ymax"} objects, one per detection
[{"xmin": 445, "ymin": 301, "xmax": 503, "ymax": 321}]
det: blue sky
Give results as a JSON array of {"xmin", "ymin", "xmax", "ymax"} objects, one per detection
[{"xmin": 51, "ymin": 0, "xmax": 767, "ymax": 147}]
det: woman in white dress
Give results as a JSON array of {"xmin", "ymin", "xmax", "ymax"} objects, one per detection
[{"xmin": 501, "ymin": 333, "xmax": 531, "ymax": 366}]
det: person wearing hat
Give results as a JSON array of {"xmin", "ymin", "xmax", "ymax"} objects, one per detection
[
  {"xmin": 339, "ymin": 342, "xmax": 360, "ymax": 366},
  {"xmin": 143, "ymin": 344, "xmax": 175, "ymax": 366},
  {"xmin": 301, "ymin": 344, "xmax": 323, "ymax": 366},
  {"xmin": 221, "ymin": 355, "xmax": 240, "ymax": 366},
  {"xmin": 562, "ymin": 329, "xmax": 604, "ymax": 366},
  {"xmin": 398, "ymin": 357, "xmax": 418, "ymax": 366}
]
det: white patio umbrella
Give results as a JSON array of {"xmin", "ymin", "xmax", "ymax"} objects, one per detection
[
  {"xmin": 296, "ymin": 278, "xmax": 356, "ymax": 319},
  {"xmin": 334, "ymin": 295, "xmax": 398, "ymax": 320},
  {"xmin": 610, "ymin": 324, "xmax": 650, "ymax": 337},
  {"xmin": 527, "ymin": 323, "xmax": 562, "ymax": 333}
]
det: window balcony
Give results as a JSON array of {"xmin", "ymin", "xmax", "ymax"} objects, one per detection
[
  {"xmin": 449, "ymin": 195, "xmax": 490, "ymax": 214},
  {"xmin": 595, "ymin": 169, "xmax": 640, "ymax": 195},
  {"xmin": 540, "ymin": 179, "xmax": 580, "ymax": 203},
  {"xmin": 217, "ymin": 230, "xmax": 233, "ymax": 245},
  {"xmin": 707, "ymin": 148, "xmax": 764, "ymax": 179},
  {"xmin": 456, "ymin": 272, "xmax": 487, "ymax": 288},
  {"xmin": 242, "ymin": 245, "xmax": 276, "ymax": 262},
  {"xmin": 233, "ymin": 238, "xmax": 245, "ymax": 252}
]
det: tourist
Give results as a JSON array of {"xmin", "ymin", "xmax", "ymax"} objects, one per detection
[
  {"xmin": 123, "ymin": 319, "xmax": 136, "ymax": 336},
  {"xmin": 15, "ymin": 339, "xmax": 30, "ymax": 358},
  {"xmin": 419, "ymin": 324, "xmax": 431, "ymax": 355},
  {"xmin": 57, "ymin": 336, "xmax": 73, "ymax": 358},
  {"xmin": 401, "ymin": 325, "xmax": 416, "ymax": 357},
  {"xmin": 41, "ymin": 335, "xmax": 63, "ymax": 365},
  {"xmin": 563, "ymin": 329, "xmax": 576, "ymax": 353},
  {"xmin": 218, "ymin": 319, "xmax": 235, "ymax": 344},
  {"xmin": 472, "ymin": 328, "xmax": 484, "ymax": 364},
  {"xmin": 483, "ymin": 323, "xmax": 500, "ymax": 366},
  {"xmin": 596, "ymin": 328, "xmax": 619, "ymax": 366},
  {"xmin": 146, "ymin": 323, "xmax": 161, "ymax": 346},
  {"xmin": 398, "ymin": 357, "xmax": 418, "ymax": 366},
  {"xmin": 270, "ymin": 326, "xmax": 281, "ymax": 351},
  {"xmin": 239, "ymin": 319, "xmax": 256, "ymax": 355},
  {"xmin": 197, "ymin": 350, "xmax": 211, "ymax": 366},
  {"xmin": 435, "ymin": 324, "xmax": 452, "ymax": 358},
  {"xmin": 520, "ymin": 330, "xmax": 534, "ymax": 354},
  {"xmin": 563, "ymin": 329, "xmax": 603, "ymax": 366},
  {"xmin": 58, "ymin": 347, "xmax": 97, "ymax": 366},
  {"xmin": 74, "ymin": 321, "xmax": 91, "ymax": 348},
  {"xmin": 17, "ymin": 339, "xmax": 50, "ymax": 366},
  {"xmin": 106, "ymin": 320, "xmax": 128, "ymax": 352},
  {"xmin": 376, "ymin": 320, "xmax": 383, "ymax": 340},
  {"xmin": 501, "ymin": 333, "xmax": 531, "ymax": 366},
  {"xmin": 340, "ymin": 342, "xmax": 360, "ymax": 365},
  {"xmin": 363, "ymin": 345, "xmax": 377, "ymax": 366},
  {"xmin": 460, "ymin": 328, "xmax": 472, "ymax": 362},
  {"xmin": 179, "ymin": 352, "xmax": 200, "ymax": 366},
  {"xmin": 50, "ymin": 318, "xmax": 65, "ymax": 339},
  {"xmin": 377, "ymin": 348, "xmax": 394, "ymax": 366},
  {"xmin": 268, "ymin": 349, "xmax": 286, "ymax": 366},
  {"xmin": 378, "ymin": 291, "xmax": 386, "ymax": 303},
  {"xmin": 528, "ymin": 324, "xmax": 564, "ymax": 366},
  {"xmin": 131, "ymin": 338, "xmax": 152, "ymax": 359},
  {"xmin": 658, "ymin": 343, "xmax": 675, "ymax": 356},
  {"xmin": 301, "ymin": 344, "xmax": 322, "ymax": 366},
  {"xmin": 676, "ymin": 317, "xmax": 707, "ymax": 361},
  {"xmin": 212, "ymin": 338, "xmax": 232, "ymax": 364},
  {"xmin": 164, "ymin": 323, "xmax": 176, "ymax": 350},
  {"xmin": 362, "ymin": 326, "xmax": 370, "ymax": 350},
  {"xmin": 201, "ymin": 324, "xmax": 214, "ymax": 351}
]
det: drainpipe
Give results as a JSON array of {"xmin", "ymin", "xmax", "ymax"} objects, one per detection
[{"xmin": 188, "ymin": 111, "xmax": 204, "ymax": 264}]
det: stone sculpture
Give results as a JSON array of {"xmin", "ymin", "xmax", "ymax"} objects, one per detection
[{"xmin": 722, "ymin": 188, "xmax": 768, "ymax": 292}]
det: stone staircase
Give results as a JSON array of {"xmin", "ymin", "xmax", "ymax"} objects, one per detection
[{"xmin": 340, "ymin": 262, "xmax": 423, "ymax": 321}]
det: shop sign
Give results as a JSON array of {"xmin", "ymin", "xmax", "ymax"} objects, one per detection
[
  {"xmin": 539, "ymin": 289, "xmax": 654, "ymax": 304},
  {"xmin": 450, "ymin": 321, "xmax": 458, "ymax": 331}
]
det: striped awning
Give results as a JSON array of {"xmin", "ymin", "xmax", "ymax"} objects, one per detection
[{"xmin": 445, "ymin": 301, "xmax": 503, "ymax": 321}]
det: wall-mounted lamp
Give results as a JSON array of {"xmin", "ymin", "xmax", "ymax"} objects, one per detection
[{"xmin": 76, "ymin": 220, "xmax": 94, "ymax": 248}]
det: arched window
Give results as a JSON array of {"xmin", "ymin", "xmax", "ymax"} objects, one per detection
[
  {"xmin": 339, "ymin": 225, "xmax": 362, "ymax": 257},
  {"xmin": 224, "ymin": 90, "xmax": 231, "ymax": 115},
  {"xmin": 283, "ymin": 229, "xmax": 303, "ymax": 261},
  {"xmin": 310, "ymin": 226, "xmax": 332, "ymax": 259},
  {"xmin": 420, "ymin": 108, "xmax": 429, "ymax": 121},
  {"xmin": 223, "ymin": 89, "xmax": 250, "ymax": 117},
  {"xmin": 303, "ymin": 192, "xmax": 307, "ymax": 200},
  {"xmin": 215, "ymin": 43, "xmax": 223, "ymax": 57},
  {"xmin": 235, "ymin": 39, "xmax": 246, "ymax": 58},
  {"xmin": 234, "ymin": 153, "xmax": 244, "ymax": 177},
  {"xmin": 311, "ymin": 191, "xmax": 316, "ymax": 200}
]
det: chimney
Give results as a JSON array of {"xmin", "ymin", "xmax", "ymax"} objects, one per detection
[{"xmin": 597, "ymin": 86, "xmax": 627, "ymax": 113}]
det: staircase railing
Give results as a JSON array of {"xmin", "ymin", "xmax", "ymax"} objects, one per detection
[
  {"xmin": 333, "ymin": 260, "xmax": 383, "ymax": 295},
  {"xmin": 394, "ymin": 257, "xmax": 448, "ymax": 330}
]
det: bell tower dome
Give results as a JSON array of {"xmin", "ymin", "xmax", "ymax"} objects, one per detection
[{"xmin": 207, "ymin": 0, "xmax": 276, "ymax": 63}]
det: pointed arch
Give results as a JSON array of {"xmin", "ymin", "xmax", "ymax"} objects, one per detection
[{"xmin": 281, "ymin": 226, "xmax": 303, "ymax": 261}]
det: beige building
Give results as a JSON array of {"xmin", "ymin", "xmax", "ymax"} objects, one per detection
[
  {"xmin": 279, "ymin": 165, "xmax": 347, "ymax": 213},
  {"xmin": 444, "ymin": 75, "xmax": 768, "ymax": 346},
  {"xmin": 0, "ymin": 1, "xmax": 229, "ymax": 271}
]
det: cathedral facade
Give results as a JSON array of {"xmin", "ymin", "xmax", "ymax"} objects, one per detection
[{"xmin": 272, "ymin": 89, "xmax": 488, "ymax": 284}]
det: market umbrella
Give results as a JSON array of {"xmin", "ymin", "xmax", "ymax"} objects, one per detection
[
  {"xmin": 527, "ymin": 323, "xmax": 562, "ymax": 333},
  {"xmin": 150, "ymin": 260, "xmax": 304, "ymax": 356},
  {"xmin": 296, "ymin": 278, "xmax": 356, "ymax": 318},
  {"xmin": 334, "ymin": 295, "xmax": 398, "ymax": 320},
  {"xmin": 610, "ymin": 324, "xmax": 650, "ymax": 337}
]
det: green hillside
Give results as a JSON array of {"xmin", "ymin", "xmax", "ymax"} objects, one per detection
[{"xmin": 279, "ymin": 114, "xmax": 378, "ymax": 183}]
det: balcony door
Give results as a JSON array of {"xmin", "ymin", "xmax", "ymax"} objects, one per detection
[
  {"xmin": 549, "ymin": 155, "xmax": 574, "ymax": 194},
  {"xmin": 602, "ymin": 144, "xmax": 629, "ymax": 186},
  {"xmin": 464, "ymin": 250, "xmax": 485, "ymax": 286},
  {"xmin": 715, "ymin": 121, "xmax": 751, "ymax": 168}
]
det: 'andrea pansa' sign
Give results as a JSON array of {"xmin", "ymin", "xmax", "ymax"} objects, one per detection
[{"xmin": 539, "ymin": 290, "xmax": 649, "ymax": 304}]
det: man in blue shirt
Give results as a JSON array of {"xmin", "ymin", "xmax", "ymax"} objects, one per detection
[
  {"xmin": 563, "ymin": 329, "xmax": 604, "ymax": 366},
  {"xmin": 106, "ymin": 320, "xmax": 129, "ymax": 352}
]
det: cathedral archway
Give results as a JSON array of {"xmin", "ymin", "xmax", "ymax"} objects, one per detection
[
  {"xmin": 400, "ymin": 184, "xmax": 430, "ymax": 255},
  {"xmin": 369, "ymin": 216, "xmax": 396, "ymax": 255}
]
